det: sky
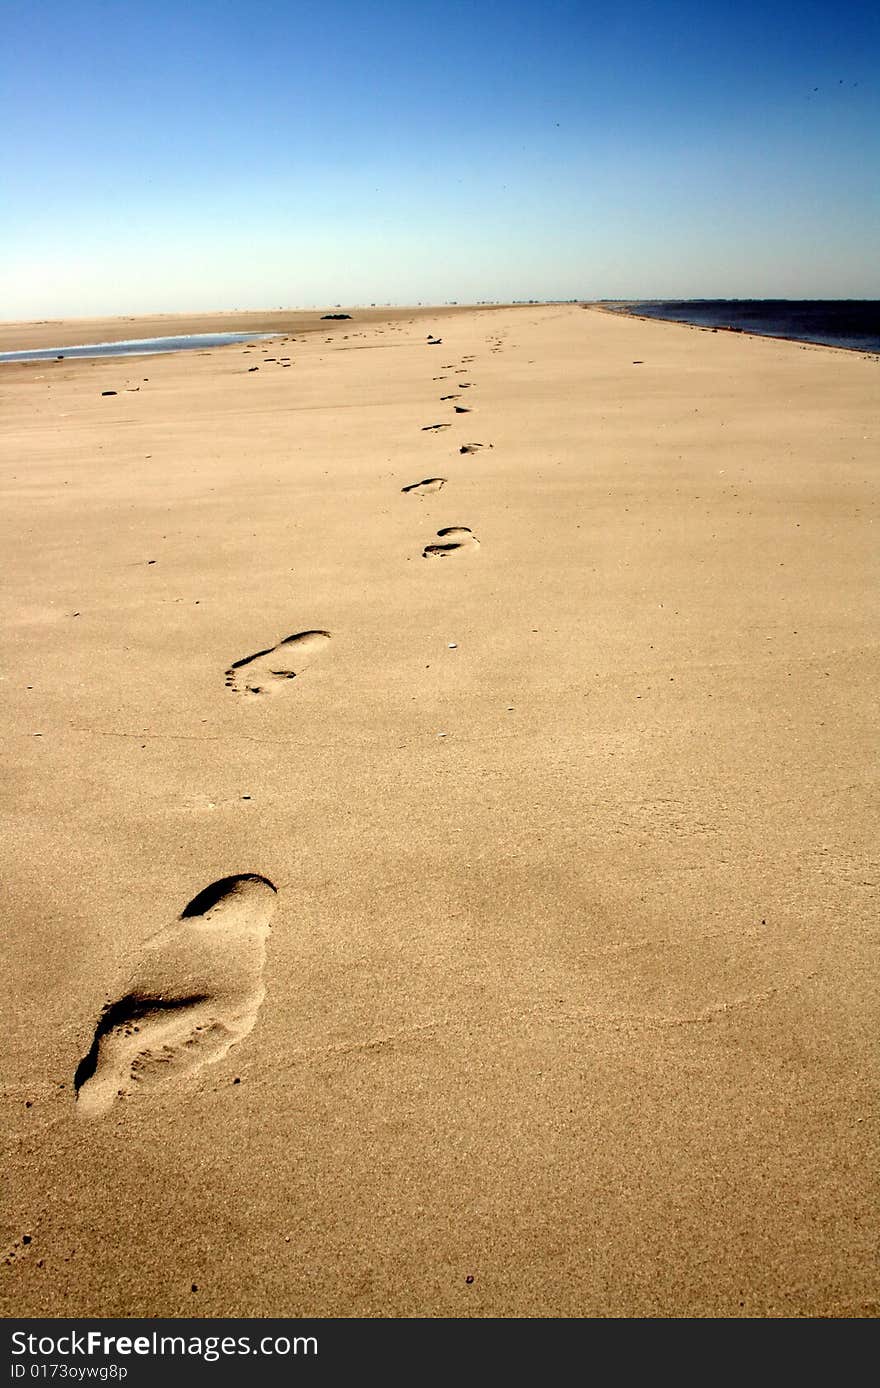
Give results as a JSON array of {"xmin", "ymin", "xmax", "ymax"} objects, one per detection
[{"xmin": 2, "ymin": 0, "xmax": 879, "ymax": 316}]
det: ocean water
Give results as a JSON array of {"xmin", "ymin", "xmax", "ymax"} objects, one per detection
[
  {"xmin": 616, "ymin": 301, "xmax": 880, "ymax": 354},
  {"xmin": 0, "ymin": 331, "xmax": 274, "ymax": 364}
]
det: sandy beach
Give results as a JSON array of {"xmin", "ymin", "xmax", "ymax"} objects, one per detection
[{"xmin": 1, "ymin": 301, "xmax": 876, "ymax": 1317}]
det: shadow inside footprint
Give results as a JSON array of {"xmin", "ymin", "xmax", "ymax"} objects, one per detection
[
  {"xmin": 75, "ymin": 874, "xmax": 278, "ymax": 1117},
  {"xmin": 423, "ymin": 526, "xmax": 480, "ymax": 558},
  {"xmin": 402, "ymin": 477, "xmax": 446, "ymax": 495},
  {"xmin": 226, "ymin": 630, "xmax": 331, "ymax": 695}
]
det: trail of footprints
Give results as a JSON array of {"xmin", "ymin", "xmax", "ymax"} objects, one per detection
[
  {"xmin": 77, "ymin": 326, "xmax": 496, "ymax": 1115},
  {"xmin": 404, "ymin": 338, "xmax": 487, "ymax": 560}
]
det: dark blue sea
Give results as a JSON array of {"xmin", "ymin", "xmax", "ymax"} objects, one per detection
[
  {"xmin": 616, "ymin": 301, "xmax": 880, "ymax": 354},
  {"xmin": 0, "ymin": 332, "xmax": 273, "ymax": 364}
]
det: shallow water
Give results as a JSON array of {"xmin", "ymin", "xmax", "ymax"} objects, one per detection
[
  {"xmin": 616, "ymin": 301, "xmax": 880, "ymax": 354},
  {"xmin": 0, "ymin": 331, "xmax": 275, "ymax": 364}
]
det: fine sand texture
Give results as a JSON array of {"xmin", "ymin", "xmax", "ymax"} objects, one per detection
[{"xmin": 1, "ymin": 303, "xmax": 877, "ymax": 1317}]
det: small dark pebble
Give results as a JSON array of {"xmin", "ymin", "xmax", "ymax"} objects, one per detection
[
  {"xmin": 21, "ymin": 1235, "xmax": 31, "ymax": 1245},
  {"xmin": 233, "ymin": 1077, "xmax": 241, "ymax": 1085},
  {"xmin": 101, "ymin": 390, "xmax": 117, "ymax": 396},
  {"xmin": 465, "ymin": 1275, "xmax": 474, "ymax": 1284},
  {"xmin": 191, "ymin": 1284, "xmax": 198, "ymax": 1293}
]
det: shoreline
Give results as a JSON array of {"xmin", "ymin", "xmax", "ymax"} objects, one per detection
[
  {"xmin": 588, "ymin": 300, "xmax": 880, "ymax": 358},
  {"xmin": 0, "ymin": 303, "xmax": 509, "ymax": 356},
  {"xmin": 0, "ymin": 331, "xmax": 280, "ymax": 365}
]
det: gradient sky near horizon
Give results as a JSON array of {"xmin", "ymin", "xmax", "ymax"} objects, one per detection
[{"xmin": 2, "ymin": 0, "xmax": 878, "ymax": 317}]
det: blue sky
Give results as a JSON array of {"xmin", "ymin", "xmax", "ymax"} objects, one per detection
[{"xmin": 2, "ymin": 0, "xmax": 878, "ymax": 316}]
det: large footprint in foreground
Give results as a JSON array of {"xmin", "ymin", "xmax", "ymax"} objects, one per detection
[
  {"xmin": 225, "ymin": 629, "xmax": 330, "ymax": 695},
  {"xmin": 423, "ymin": 526, "xmax": 480, "ymax": 559},
  {"xmin": 75, "ymin": 875, "xmax": 277, "ymax": 1117}
]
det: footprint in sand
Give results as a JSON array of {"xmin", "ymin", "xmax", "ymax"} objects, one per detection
[
  {"xmin": 74, "ymin": 875, "xmax": 277, "ymax": 1117},
  {"xmin": 225, "ymin": 630, "xmax": 331, "ymax": 695},
  {"xmin": 402, "ymin": 477, "xmax": 446, "ymax": 495},
  {"xmin": 423, "ymin": 526, "xmax": 480, "ymax": 558}
]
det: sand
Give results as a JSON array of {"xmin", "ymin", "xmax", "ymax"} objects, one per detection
[
  {"xmin": 0, "ymin": 305, "xmax": 475, "ymax": 354},
  {"xmin": 1, "ymin": 303, "xmax": 876, "ymax": 1318}
]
